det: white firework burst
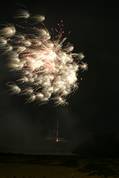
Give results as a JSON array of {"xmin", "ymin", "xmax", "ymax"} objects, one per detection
[{"xmin": 0, "ymin": 10, "xmax": 87, "ymax": 105}]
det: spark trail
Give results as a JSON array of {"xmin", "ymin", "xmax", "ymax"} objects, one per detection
[{"xmin": 0, "ymin": 9, "xmax": 87, "ymax": 105}]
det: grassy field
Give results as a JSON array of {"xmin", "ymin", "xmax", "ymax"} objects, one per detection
[{"xmin": 0, "ymin": 154, "xmax": 119, "ymax": 178}]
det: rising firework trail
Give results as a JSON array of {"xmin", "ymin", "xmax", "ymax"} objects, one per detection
[
  {"xmin": 55, "ymin": 119, "xmax": 65, "ymax": 143},
  {"xmin": 46, "ymin": 118, "xmax": 66, "ymax": 143},
  {"xmin": 0, "ymin": 9, "xmax": 87, "ymax": 105}
]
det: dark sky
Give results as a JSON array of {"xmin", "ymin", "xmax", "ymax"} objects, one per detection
[{"xmin": 0, "ymin": 0, "xmax": 118, "ymax": 156}]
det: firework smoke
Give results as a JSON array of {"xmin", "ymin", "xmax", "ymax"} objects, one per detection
[{"xmin": 0, "ymin": 10, "xmax": 87, "ymax": 105}]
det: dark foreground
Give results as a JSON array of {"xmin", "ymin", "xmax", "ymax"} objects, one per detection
[{"xmin": 0, "ymin": 153, "xmax": 119, "ymax": 178}]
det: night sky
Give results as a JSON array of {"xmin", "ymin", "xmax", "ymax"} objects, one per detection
[{"xmin": 0, "ymin": 1, "xmax": 118, "ymax": 156}]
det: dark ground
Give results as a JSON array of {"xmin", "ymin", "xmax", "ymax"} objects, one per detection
[{"xmin": 0, "ymin": 153, "xmax": 119, "ymax": 178}]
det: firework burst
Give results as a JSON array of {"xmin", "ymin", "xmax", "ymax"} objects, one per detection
[{"xmin": 0, "ymin": 9, "xmax": 87, "ymax": 105}]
